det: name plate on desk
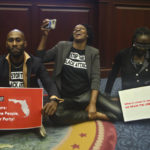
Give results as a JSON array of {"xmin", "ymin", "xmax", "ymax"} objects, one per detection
[
  {"xmin": 0, "ymin": 88, "xmax": 43, "ymax": 130},
  {"xmin": 119, "ymin": 86, "xmax": 150, "ymax": 122}
]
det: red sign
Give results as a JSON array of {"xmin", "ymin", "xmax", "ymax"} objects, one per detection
[{"xmin": 0, "ymin": 88, "xmax": 43, "ymax": 130}]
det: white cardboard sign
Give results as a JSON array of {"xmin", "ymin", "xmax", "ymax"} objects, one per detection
[{"xmin": 119, "ymin": 86, "xmax": 150, "ymax": 122}]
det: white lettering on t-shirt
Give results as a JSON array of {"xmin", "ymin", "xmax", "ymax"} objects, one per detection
[
  {"xmin": 9, "ymin": 71, "xmax": 24, "ymax": 88},
  {"xmin": 69, "ymin": 52, "xmax": 85, "ymax": 61},
  {"xmin": 64, "ymin": 58, "xmax": 87, "ymax": 69},
  {"xmin": 11, "ymin": 72, "xmax": 23, "ymax": 80}
]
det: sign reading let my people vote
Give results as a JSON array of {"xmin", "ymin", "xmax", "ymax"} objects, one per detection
[
  {"xmin": 0, "ymin": 88, "xmax": 43, "ymax": 130},
  {"xmin": 119, "ymin": 86, "xmax": 150, "ymax": 122}
]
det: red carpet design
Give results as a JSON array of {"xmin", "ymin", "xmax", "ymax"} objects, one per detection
[{"xmin": 53, "ymin": 120, "xmax": 117, "ymax": 150}]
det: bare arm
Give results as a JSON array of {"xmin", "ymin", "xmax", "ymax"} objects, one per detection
[
  {"xmin": 89, "ymin": 90, "xmax": 98, "ymax": 105},
  {"xmin": 37, "ymin": 19, "xmax": 51, "ymax": 51},
  {"xmin": 36, "ymin": 19, "xmax": 57, "ymax": 62},
  {"xmin": 86, "ymin": 90, "xmax": 98, "ymax": 119}
]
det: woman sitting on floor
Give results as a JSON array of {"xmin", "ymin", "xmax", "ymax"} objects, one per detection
[{"xmin": 36, "ymin": 19, "xmax": 122, "ymax": 125}]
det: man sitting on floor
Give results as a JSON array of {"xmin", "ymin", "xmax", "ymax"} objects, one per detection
[{"xmin": 0, "ymin": 29, "xmax": 61, "ymax": 136}]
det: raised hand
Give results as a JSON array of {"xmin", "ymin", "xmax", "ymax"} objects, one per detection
[{"xmin": 41, "ymin": 18, "xmax": 51, "ymax": 36}]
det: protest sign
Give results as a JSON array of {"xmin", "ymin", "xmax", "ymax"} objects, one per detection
[
  {"xmin": 0, "ymin": 88, "xmax": 43, "ymax": 129},
  {"xmin": 119, "ymin": 86, "xmax": 150, "ymax": 122}
]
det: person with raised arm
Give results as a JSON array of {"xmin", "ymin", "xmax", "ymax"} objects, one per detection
[{"xmin": 36, "ymin": 19, "xmax": 122, "ymax": 125}]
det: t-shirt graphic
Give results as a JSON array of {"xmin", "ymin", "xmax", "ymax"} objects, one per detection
[
  {"xmin": 62, "ymin": 47, "xmax": 90, "ymax": 97},
  {"xmin": 64, "ymin": 51, "xmax": 87, "ymax": 69},
  {"xmin": 9, "ymin": 65, "xmax": 24, "ymax": 88}
]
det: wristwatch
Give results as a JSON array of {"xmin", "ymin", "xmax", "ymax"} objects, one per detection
[{"xmin": 49, "ymin": 97, "xmax": 64, "ymax": 104}]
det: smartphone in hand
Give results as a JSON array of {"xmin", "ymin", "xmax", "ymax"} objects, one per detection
[{"xmin": 45, "ymin": 19, "xmax": 57, "ymax": 29}]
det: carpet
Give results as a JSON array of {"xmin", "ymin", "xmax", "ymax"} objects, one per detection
[
  {"xmin": 0, "ymin": 120, "xmax": 117, "ymax": 150},
  {"xmin": 114, "ymin": 119, "xmax": 150, "ymax": 150},
  {"xmin": 53, "ymin": 121, "xmax": 117, "ymax": 150}
]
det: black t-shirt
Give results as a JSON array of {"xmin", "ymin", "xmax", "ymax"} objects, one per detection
[
  {"xmin": 61, "ymin": 47, "xmax": 90, "ymax": 97},
  {"xmin": 9, "ymin": 64, "xmax": 24, "ymax": 88}
]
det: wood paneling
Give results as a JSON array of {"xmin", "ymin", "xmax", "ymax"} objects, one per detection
[
  {"xmin": 0, "ymin": 3, "xmax": 32, "ymax": 54},
  {"xmin": 98, "ymin": 0, "xmax": 150, "ymax": 70},
  {"xmin": 0, "ymin": 1, "xmax": 97, "ymax": 53},
  {"xmin": 98, "ymin": 0, "xmax": 113, "ymax": 68},
  {"xmin": 37, "ymin": 4, "xmax": 93, "ymax": 49},
  {"xmin": 112, "ymin": 4, "xmax": 150, "ymax": 59},
  {"xmin": 0, "ymin": 0, "xmax": 150, "ymax": 77}
]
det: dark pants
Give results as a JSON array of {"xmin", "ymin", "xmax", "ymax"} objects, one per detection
[{"xmin": 50, "ymin": 91, "xmax": 123, "ymax": 126}]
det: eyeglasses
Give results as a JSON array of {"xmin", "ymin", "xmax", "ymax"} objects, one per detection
[{"xmin": 133, "ymin": 42, "xmax": 150, "ymax": 50}]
